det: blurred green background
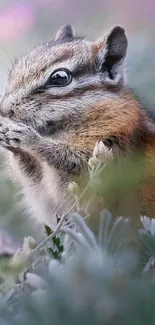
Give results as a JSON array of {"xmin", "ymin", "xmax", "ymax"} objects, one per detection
[{"xmin": 0, "ymin": 0, "xmax": 155, "ymax": 243}]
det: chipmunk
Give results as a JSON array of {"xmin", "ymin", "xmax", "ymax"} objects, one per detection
[{"xmin": 0, "ymin": 24, "xmax": 155, "ymax": 228}]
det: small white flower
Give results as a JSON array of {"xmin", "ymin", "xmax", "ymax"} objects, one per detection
[
  {"xmin": 88, "ymin": 141, "xmax": 113, "ymax": 175},
  {"xmin": 93, "ymin": 141, "xmax": 113, "ymax": 163},
  {"xmin": 88, "ymin": 156, "xmax": 99, "ymax": 171},
  {"xmin": 15, "ymin": 237, "xmax": 37, "ymax": 262},
  {"xmin": 68, "ymin": 181, "xmax": 79, "ymax": 196},
  {"xmin": 140, "ymin": 216, "xmax": 155, "ymax": 235},
  {"xmin": 23, "ymin": 237, "xmax": 37, "ymax": 252}
]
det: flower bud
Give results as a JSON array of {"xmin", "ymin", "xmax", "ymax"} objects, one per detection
[{"xmin": 68, "ymin": 181, "xmax": 79, "ymax": 196}]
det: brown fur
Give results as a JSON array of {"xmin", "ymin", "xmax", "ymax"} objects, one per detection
[
  {"xmin": 69, "ymin": 89, "xmax": 155, "ymax": 219},
  {"xmin": 69, "ymin": 90, "xmax": 151, "ymax": 150}
]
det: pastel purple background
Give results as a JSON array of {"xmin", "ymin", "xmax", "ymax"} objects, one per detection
[
  {"xmin": 0, "ymin": 0, "xmax": 155, "ymax": 107},
  {"xmin": 0, "ymin": 0, "xmax": 154, "ymax": 42}
]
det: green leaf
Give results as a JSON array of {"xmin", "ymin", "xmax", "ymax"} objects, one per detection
[
  {"xmin": 53, "ymin": 251, "xmax": 59, "ymax": 259},
  {"xmin": 53, "ymin": 236, "xmax": 60, "ymax": 247},
  {"xmin": 44, "ymin": 225, "xmax": 53, "ymax": 237},
  {"xmin": 59, "ymin": 245, "xmax": 64, "ymax": 253}
]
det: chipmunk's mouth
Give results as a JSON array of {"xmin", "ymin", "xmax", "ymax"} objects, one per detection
[{"xmin": 37, "ymin": 120, "xmax": 62, "ymax": 136}]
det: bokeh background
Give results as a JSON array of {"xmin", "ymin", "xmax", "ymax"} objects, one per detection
[{"xmin": 0, "ymin": 0, "xmax": 155, "ymax": 244}]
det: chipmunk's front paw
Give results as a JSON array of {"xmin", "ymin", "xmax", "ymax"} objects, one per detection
[{"xmin": 0, "ymin": 122, "xmax": 39, "ymax": 150}]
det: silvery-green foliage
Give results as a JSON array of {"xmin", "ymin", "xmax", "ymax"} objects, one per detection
[
  {"xmin": 139, "ymin": 216, "xmax": 155, "ymax": 270},
  {"xmin": 0, "ymin": 161, "xmax": 154, "ymax": 324},
  {"xmin": 0, "ymin": 211, "xmax": 152, "ymax": 325},
  {"xmin": 0, "ymin": 204, "xmax": 155, "ymax": 325}
]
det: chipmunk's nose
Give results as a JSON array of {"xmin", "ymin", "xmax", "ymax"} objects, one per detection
[
  {"xmin": 0, "ymin": 96, "xmax": 15, "ymax": 119},
  {"xmin": 0, "ymin": 107, "xmax": 14, "ymax": 119}
]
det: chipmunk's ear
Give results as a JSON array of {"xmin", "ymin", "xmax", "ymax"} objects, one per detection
[
  {"xmin": 55, "ymin": 25, "xmax": 75, "ymax": 42},
  {"xmin": 94, "ymin": 26, "xmax": 128, "ymax": 85}
]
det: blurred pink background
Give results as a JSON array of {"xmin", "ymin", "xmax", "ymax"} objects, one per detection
[{"xmin": 0, "ymin": 0, "xmax": 155, "ymax": 109}]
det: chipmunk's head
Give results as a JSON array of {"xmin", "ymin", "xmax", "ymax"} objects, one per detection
[{"xmin": 0, "ymin": 24, "xmax": 128, "ymax": 134}]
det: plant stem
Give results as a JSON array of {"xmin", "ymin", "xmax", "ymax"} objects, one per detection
[{"xmin": 29, "ymin": 156, "xmax": 112, "ymax": 263}]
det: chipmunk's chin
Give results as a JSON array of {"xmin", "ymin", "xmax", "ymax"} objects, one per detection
[
  {"xmin": 38, "ymin": 119, "xmax": 68, "ymax": 136},
  {"xmin": 37, "ymin": 121, "xmax": 58, "ymax": 136}
]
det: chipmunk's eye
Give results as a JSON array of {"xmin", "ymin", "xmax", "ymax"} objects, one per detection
[{"xmin": 47, "ymin": 68, "xmax": 72, "ymax": 87}]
